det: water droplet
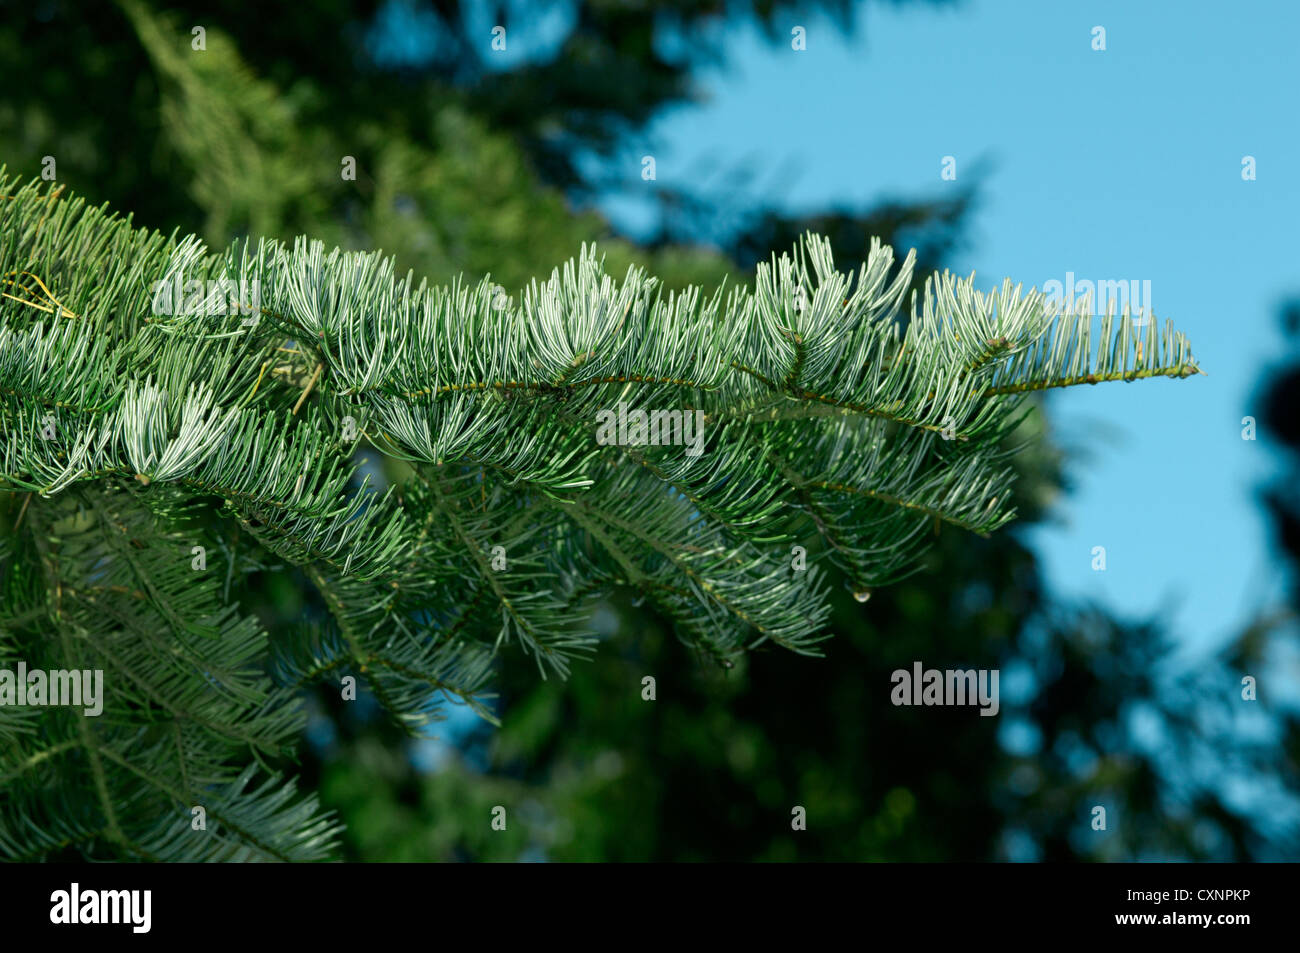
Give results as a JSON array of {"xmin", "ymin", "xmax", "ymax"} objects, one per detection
[{"xmin": 853, "ymin": 588, "xmax": 873, "ymax": 603}]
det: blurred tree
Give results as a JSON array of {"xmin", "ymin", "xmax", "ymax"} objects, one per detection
[
  {"xmin": 0, "ymin": 0, "xmax": 970, "ymax": 281},
  {"xmin": 1, "ymin": 0, "xmax": 959, "ymax": 195},
  {"xmin": 1260, "ymin": 300, "xmax": 1300, "ymax": 594}
]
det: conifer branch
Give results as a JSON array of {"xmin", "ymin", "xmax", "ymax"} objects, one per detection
[{"xmin": 0, "ymin": 171, "xmax": 1202, "ymax": 859}]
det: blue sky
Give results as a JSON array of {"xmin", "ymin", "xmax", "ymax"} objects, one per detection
[{"xmin": 587, "ymin": 0, "xmax": 1298, "ymax": 655}]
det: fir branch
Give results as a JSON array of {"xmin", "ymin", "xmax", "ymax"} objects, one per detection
[{"xmin": 0, "ymin": 170, "xmax": 1203, "ymax": 860}]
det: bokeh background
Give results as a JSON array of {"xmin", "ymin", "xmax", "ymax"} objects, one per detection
[{"xmin": 4, "ymin": 0, "xmax": 1298, "ymax": 860}]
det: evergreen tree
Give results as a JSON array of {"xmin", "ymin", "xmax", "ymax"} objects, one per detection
[{"xmin": 0, "ymin": 170, "xmax": 1200, "ymax": 859}]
